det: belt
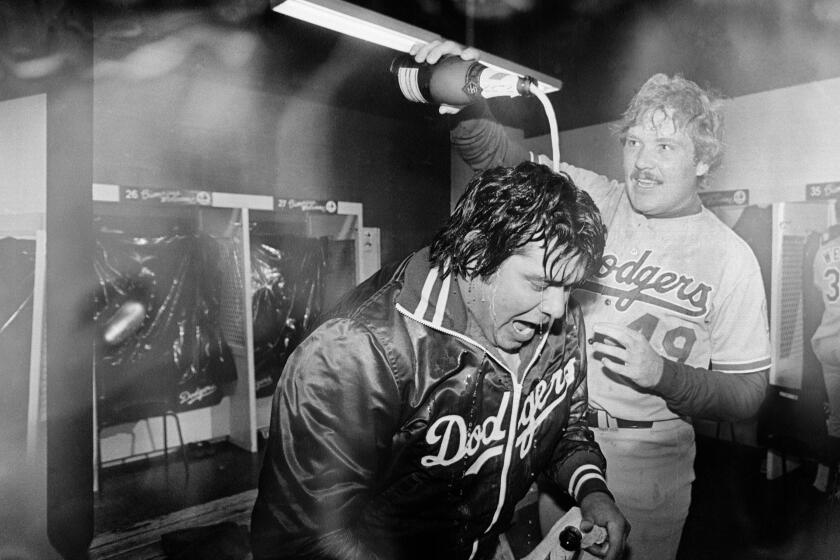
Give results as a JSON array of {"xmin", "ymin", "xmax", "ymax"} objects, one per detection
[{"xmin": 586, "ymin": 409, "xmax": 654, "ymax": 429}]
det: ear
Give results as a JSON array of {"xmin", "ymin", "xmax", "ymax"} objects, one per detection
[{"xmin": 695, "ymin": 160, "xmax": 710, "ymax": 177}]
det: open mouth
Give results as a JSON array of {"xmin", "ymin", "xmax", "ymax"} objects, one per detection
[{"xmin": 512, "ymin": 320, "xmax": 538, "ymax": 338}]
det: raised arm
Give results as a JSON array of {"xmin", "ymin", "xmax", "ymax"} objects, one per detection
[
  {"xmin": 450, "ymin": 101, "xmax": 532, "ymax": 171},
  {"xmin": 408, "ymin": 40, "xmax": 532, "ymax": 171}
]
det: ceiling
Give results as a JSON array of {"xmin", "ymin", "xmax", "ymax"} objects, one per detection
[{"xmin": 4, "ymin": 0, "xmax": 840, "ymax": 134}]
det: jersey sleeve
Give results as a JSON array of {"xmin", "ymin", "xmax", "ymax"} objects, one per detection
[
  {"xmin": 449, "ymin": 101, "xmax": 531, "ymax": 170},
  {"xmin": 449, "ymin": 103, "xmax": 626, "ymax": 228},
  {"xmin": 250, "ymin": 319, "xmax": 401, "ymax": 560},
  {"xmin": 708, "ymin": 246, "xmax": 772, "ymax": 374},
  {"xmin": 656, "ymin": 361, "xmax": 768, "ymax": 421}
]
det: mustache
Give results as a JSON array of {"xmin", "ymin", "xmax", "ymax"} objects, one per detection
[{"xmin": 631, "ymin": 170, "xmax": 659, "ymax": 182}]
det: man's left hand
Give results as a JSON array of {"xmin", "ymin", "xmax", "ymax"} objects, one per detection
[
  {"xmin": 590, "ymin": 323, "xmax": 664, "ymax": 389},
  {"xmin": 578, "ymin": 492, "xmax": 628, "ymax": 560}
]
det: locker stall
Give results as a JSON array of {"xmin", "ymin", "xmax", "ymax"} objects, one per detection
[
  {"xmin": 92, "ymin": 183, "xmax": 377, "ymax": 465},
  {"xmin": 760, "ymin": 200, "xmax": 835, "ymax": 479},
  {"xmin": 768, "ymin": 201, "xmax": 834, "ymax": 392}
]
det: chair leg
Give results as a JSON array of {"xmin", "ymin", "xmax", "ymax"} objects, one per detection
[
  {"xmin": 780, "ymin": 449, "xmax": 790, "ymax": 510},
  {"xmin": 168, "ymin": 411, "xmax": 190, "ymax": 477},
  {"xmin": 163, "ymin": 414, "xmax": 169, "ymax": 465},
  {"xmin": 97, "ymin": 427, "xmax": 103, "ymax": 491},
  {"xmin": 825, "ymin": 458, "xmax": 840, "ymax": 497},
  {"xmin": 780, "ymin": 449, "xmax": 788, "ymax": 478}
]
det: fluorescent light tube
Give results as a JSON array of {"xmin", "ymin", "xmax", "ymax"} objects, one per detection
[
  {"xmin": 274, "ymin": 0, "xmax": 440, "ymax": 52},
  {"xmin": 271, "ymin": 0, "xmax": 561, "ymax": 94}
]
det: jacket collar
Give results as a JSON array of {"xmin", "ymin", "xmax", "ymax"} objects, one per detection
[
  {"xmin": 395, "ymin": 247, "xmax": 555, "ymax": 380},
  {"xmin": 396, "ymin": 247, "xmax": 470, "ymax": 336}
]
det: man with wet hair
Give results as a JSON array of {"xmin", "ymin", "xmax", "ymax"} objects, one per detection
[
  {"xmin": 412, "ymin": 41, "xmax": 772, "ymax": 560},
  {"xmin": 250, "ymin": 161, "xmax": 628, "ymax": 560}
]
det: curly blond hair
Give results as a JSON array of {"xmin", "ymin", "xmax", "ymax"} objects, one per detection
[{"xmin": 614, "ymin": 73, "xmax": 725, "ymax": 187}]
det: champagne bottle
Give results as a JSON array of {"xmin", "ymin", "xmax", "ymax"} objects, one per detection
[{"xmin": 390, "ymin": 54, "xmax": 535, "ymax": 106}]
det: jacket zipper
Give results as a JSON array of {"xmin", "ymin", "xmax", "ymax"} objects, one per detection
[{"xmin": 395, "ymin": 303, "xmax": 550, "ymax": 559}]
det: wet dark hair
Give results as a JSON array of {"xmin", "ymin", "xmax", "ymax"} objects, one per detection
[{"xmin": 430, "ymin": 161, "xmax": 606, "ymax": 282}]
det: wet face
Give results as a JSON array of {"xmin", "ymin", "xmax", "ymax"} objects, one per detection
[
  {"xmin": 622, "ymin": 108, "xmax": 709, "ymax": 218},
  {"xmin": 464, "ymin": 241, "xmax": 588, "ymax": 353}
]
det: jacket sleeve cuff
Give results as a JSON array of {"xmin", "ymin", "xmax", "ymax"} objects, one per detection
[{"xmin": 568, "ymin": 462, "xmax": 612, "ymax": 503}]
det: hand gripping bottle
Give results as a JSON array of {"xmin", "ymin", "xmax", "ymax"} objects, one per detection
[{"xmin": 520, "ymin": 506, "xmax": 607, "ymax": 560}]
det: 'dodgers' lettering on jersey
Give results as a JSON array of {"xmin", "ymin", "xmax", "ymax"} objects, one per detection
[
  {"xmin": 420, "ymin": 358, "xmax": 577, "ymax": 476},
  {"xmin": 583, "ymin": 250, "xmax": 712, "ymax": 317}
]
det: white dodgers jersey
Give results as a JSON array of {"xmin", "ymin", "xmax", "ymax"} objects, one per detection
[
  {"xmin": 557, "ymin": 163, "xmax": 772, "ymax": 421},
  {"xmin": 812, "ymin": 227, "xmax": 840, "ymax": 346}
]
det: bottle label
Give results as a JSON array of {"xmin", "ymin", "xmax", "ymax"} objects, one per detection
[
  {"xmin": 390, "ymin": 55, "xmax": 431, "ymax": 103},
  {"xmin": 462, "ymin": 61, "xmax": 485, "ymax": 98}
]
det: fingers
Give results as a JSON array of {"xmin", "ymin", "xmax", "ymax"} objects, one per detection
[
  {"xmin": 580, "ymin": 531, "xmax": 609, "ymax": 558},
  {"xmin": 583, "ymin": 522, "xmax": 626, "ymax": 560},
  {"xmin": 580, "ymin": 526, "xmax": 610, "ymax": 559},
  {"xmin": 600, "ymin": 358, "xmax": 630, "ymax": 378},
  {"xmin": 592, "ymin": 323, "xmax": 637, "ymax": 347},
  {"xmin": 578, "ymin": 493, "xmax": 628, "ymax": 560},
  {"xmin": 604, "ymin": 520, "xmax": 629, "ymax": 560},
  {"xmin": 593, "ymin": 345, "xmax": 635, "ymax": 380},
  {"xmin": 584, "ymin": 542, "xmax": 610, "ymax": 558},
  {"xmin": 590, "ymin": 341, "xmax": 628, "ymax": 363},
  {"xmin": 438, "ymin": 103, "xmax": 463, "ymax": 115},
  {"xmin": 409, "ymin": 40, "xmax": 480, "ymax": 64},
  {"xmin": 460, "ymin": 46, "xmax": 481, "ymax": 60},
  {"xmin": 589, "ymin": 322, "xmax": 664, "ymax": 388}
]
